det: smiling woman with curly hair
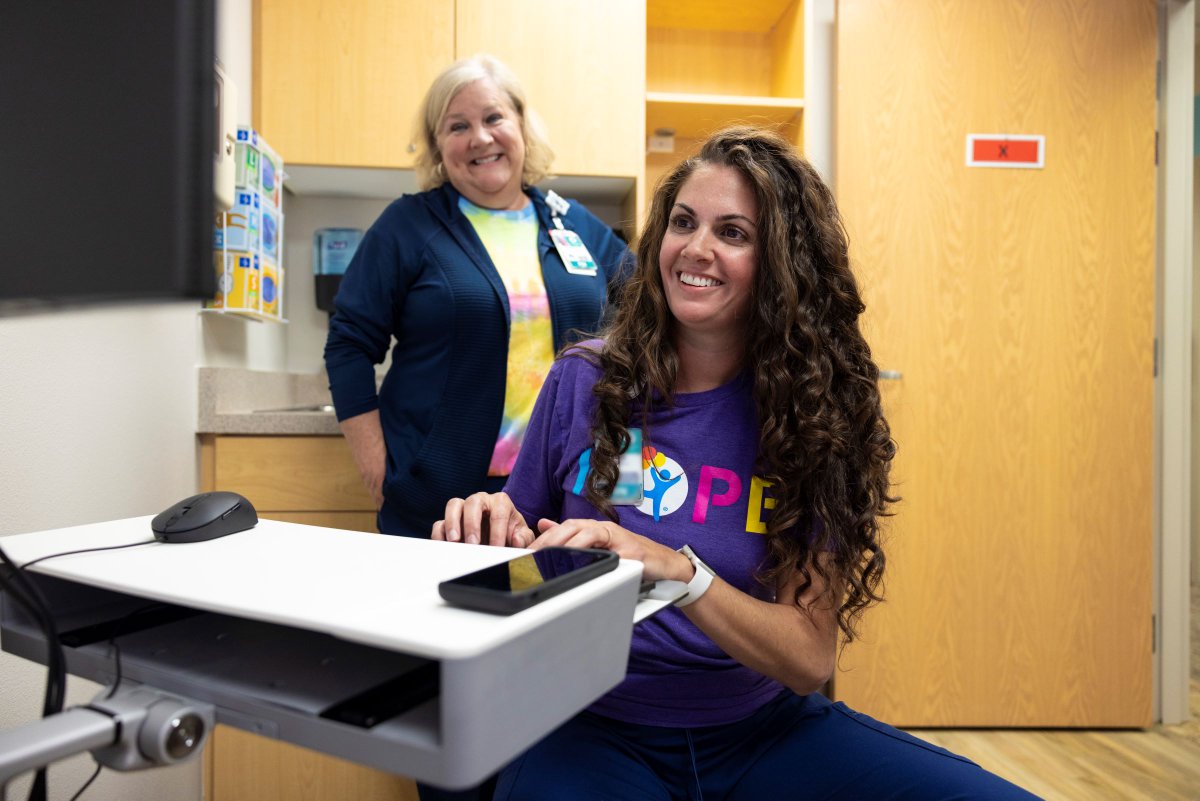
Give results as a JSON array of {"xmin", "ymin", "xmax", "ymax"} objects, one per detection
[
  {"xmin": 435, "ymin": 127, "xmax": 1037, "ymax": 801},
  {"xmin": 586, "ymin": 126, "xmax": 892, "ymax": 645}
]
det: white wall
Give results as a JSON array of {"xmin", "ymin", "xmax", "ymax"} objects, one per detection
[
  {"xmin": 0, "ymin": 4, "xmax": 262, "ymax": 799},
  {"xmin": 1192, "ymin": 43, "xmax": 1200, "ymax": 584},
  {"xmin": 1190, "ymin": 133, "xmax": 1200, "ymax": 582},
  {"xmin": 0, "ymin": 305, "xmax": 205, "ymax": 801},
  {"xmin": 282, "ymin": 195, "xmax": 391, "ymax": 374}
]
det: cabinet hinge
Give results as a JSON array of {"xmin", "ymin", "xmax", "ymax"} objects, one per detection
[
  {"xmin": 1152, "ymin": 613, "xmax": 1157, "ymax": 653},
  {"xmin": 1153, "ymin": 337, "xmax": 1159, "ymax": 377}
]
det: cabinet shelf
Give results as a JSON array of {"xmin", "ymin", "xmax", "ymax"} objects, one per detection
[
  {"xmin": 200, "ymin": 307, "xmax": 288, "ymax": 324},
  {"xmin": 284, "ymin": 164, "xmax": 635, "ymax": 208},
  {"xmin": 646, "ymin": 91, "xmax": 804, "ymax": 140}
]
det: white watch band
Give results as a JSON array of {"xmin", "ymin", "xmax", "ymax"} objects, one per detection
[{"xmin": 675, "ymin": 544, "xmax": 715, "ymax": 607}]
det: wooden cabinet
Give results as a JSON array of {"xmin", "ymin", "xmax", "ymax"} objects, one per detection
[
  {"xmin": 644, "ymin": 0, "xmax": 805, "ymax": 201},
  {"xmin": 209, "ymin": 727, "xmax": 419, "ymax": 801},
  {"xmin": 255, "ymin": 0, "xmax": 645, "ymax": 185},
  {"xmin": 198, "ymin": 434, "xmax": 416, "ymax": 801},
  {"xmin": 253, "ymin": 0, "xmax": 454, "ymax": 169},
  {"xmin": 455, "ymin": 0, "xmax": 646, "ymax": 181},
  {"xmin": 199, "ymin": 434, "xmax": 378, "ymax": 532}
]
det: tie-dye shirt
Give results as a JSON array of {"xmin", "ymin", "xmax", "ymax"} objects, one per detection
[{"xmin": 458, "ymin": 197, "xmax": 554, "ymax": 476}]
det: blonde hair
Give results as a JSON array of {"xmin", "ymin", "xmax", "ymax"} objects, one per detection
[{"xmin": 414, "ymin": 54, "xmax": 555, "ymax": 191}]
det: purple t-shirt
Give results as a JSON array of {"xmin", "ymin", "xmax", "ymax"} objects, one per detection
[{"xmin": 505, "ymin": 344, "xmax": 785, "ymax": 727}]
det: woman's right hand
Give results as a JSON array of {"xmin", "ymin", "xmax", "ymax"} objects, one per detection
[
  {"xmin": 338, "ymin": 410, "xmax": 387, "ymax": 509},
  {"xmin": 432, "ymin": 492, "xmax": 534, "ymax": 547}
]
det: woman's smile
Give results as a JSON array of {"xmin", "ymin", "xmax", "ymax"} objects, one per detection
[{"xmin": 659, "ymin": 163, "xmax": 759, "ymax": 345}]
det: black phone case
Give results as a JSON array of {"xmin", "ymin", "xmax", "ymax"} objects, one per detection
[{"xmin": 438, "ymin": 548, "xmax": 619, "ymax": 615}]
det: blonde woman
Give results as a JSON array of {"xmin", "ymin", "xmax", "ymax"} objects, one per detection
[{"xmin": 325, "ymin": 54, "xmax": 632, "ymax": 541}]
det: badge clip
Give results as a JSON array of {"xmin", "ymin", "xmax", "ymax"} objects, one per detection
[{"xmin": 611, "ymin": 428, "xmax": 644, "ymax": 505}]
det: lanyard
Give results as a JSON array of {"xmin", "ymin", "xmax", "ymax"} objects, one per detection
[{"xmin": 544, "ymin": 190, "xmax": 597, "ymax": 276}]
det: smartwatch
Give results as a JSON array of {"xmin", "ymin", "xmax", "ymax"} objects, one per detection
[{"xmin": 675, "ymin": 544, "xmax": 715, "ymax": 607}]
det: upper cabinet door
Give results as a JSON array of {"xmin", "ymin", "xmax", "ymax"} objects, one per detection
[
  {"xmin": 253, "ymin": 0, "xmax": 454, "ymax": 168},
  {"xmin": 455, "ymin": 0, "xmax": 646, "ymax": 179}
]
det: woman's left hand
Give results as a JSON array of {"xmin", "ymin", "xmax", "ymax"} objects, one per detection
[{"xmin": 531, "ymin": 518, "xmax": 693, "ymax": 583}]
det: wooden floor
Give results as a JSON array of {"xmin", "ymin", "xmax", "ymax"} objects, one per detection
[{"xmin": 904, "ymin": 585, "xmax": 1200, "ymax": 800}]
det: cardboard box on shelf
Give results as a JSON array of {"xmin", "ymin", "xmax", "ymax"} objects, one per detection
[
  {"xmin": 235, "ymin": 127, "xmax": 283, "ymax": 208},
  {"xmin": 215, "ymin": 190, "xmax": 261, "ymax": 252},
  {"xmin": 261, "ymin": 259, "xmax": 282, "ymax": 317},
  {"xmin": 260, "ymin": 203, "xmax": 282, "ymax": 262},
  {"xmin": 213, "ymin": 251, "xmax": 260, "ymax": 312},
  {"xmin": 234, "ymin": 137, "xmax": 258, "ymax": 191}
]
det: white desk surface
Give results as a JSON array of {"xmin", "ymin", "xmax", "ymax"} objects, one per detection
[{"xmin": 0, "ymin": 517, "xmax": 648, "ymax": 660}]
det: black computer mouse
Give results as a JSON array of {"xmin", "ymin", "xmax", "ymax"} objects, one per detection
[{"xmin": 151, "ymin": 491, "xmax": 258, "ymax": 543}]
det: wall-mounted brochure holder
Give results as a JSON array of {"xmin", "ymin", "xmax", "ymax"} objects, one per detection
[{"xmin": 205, "ymin": 128, "xmax": 286, "ymax": 323}]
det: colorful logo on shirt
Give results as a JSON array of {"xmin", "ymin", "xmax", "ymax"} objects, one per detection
[
  {"xmin": 638, "ymin": 447, "xmax": 688, "ymax": 521},
  {"xmin": 572, "ymin": 446, "xmax": 776, "ymax": 533}
]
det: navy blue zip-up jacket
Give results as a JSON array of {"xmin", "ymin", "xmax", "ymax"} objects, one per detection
[{"xmin": 324, "ymin": 183, "xmax": 633, "ymax": 535}]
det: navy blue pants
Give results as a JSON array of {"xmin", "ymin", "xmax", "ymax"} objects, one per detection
[
  {"xmin": 379, "ymin": 476, "xmax": 508, "ymax": 538},
  {"xmin": 493, "ymin": 691, "xmax": 1040, "ymax": 801}
]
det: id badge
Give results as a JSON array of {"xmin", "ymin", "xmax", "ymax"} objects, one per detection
[
  {"xmin": 550, "ymin": 227, "xmax": 598, "ymax": 276},
  {"xmin": 611, "ymin": 428, "xmax": 644, "ymax": 505}
]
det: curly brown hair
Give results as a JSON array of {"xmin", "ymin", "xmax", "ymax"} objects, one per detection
[{"xmin": 583, "ymin": 126, "xmax": 895, "ymax": 641}]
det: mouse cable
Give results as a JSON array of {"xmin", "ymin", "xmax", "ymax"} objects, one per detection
[
  {"xmin": 0, "ymin": 543, "xmax": 64, "ymax": 801},
  {"xmin": 3, "ymin": 539, "xmax": 149, "ymax": 801},
  {"xmin": 67, "ymin": 760, "xmax": 103, "ymax": 801},
  {"xmin": 0, "ymin": 542, "xmax": 66, "ymax": 714},
  {"xmin": 100, "ymin": 601, "xmax": 172, "ymax": 701},
  {"xmin": 13, "ymin": 540, "xmax": 160, "ymax": 706},
  {"xmin": 17, "ymin": 539, "xmax": 157, "ymax": 573}
]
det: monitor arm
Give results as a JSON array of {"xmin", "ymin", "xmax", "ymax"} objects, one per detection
[{"xmin": 0, "ymin": 684, "xmax": 213, "ymax": 789}]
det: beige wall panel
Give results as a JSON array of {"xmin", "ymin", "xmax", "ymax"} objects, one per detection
[
  {"xmin": 253, "ymin": 0, "xmax": 454, "ymax": 167},
  {"xmin": 213, "ymin": 436, "xmax": 374, "ymax": 512},
  {"xmin": 1194, "ymin": 153, "xmax": 1200, "ymax": 583},
  {"xmin": 455, "ymin": 0, "xmax": 645, "ymax": 179},
  {"xmin": 768, "ymin": 0, "xmax": 804, "ymax": 98},
  {"xmin": 211, "ymin": 726, "xmax": 418, "ymax": 801},
  {"xmin": 647, "ymin": 0, "xmax": 794, "ymax": 33},
  {"xmin": 835, "ymin": 0, "xmax": 1156, "ymax": 727},
  {"xmin": 647, "ymin": 28, "xmax": 773, "ymax": 96}
]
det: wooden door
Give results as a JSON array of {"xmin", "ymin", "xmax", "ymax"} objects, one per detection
[
  {"xmin": 455, "ymin": 0, "xmax": 646, "ymax": 179},
  {"xmin": 253, "ymin": 0, "xmax": 454, "ymax": 167},
  {"xmin": 834, "ymin": 0, "xmax": 1156, "ymax": 727}
]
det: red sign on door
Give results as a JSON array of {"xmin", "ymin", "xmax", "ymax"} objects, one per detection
[{"xmin": 966, "ymin": 134, "xmax": 1044, "ymax": 168}]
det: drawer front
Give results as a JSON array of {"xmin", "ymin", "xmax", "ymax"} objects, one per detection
[
  {"xmin": 211, "ymin": 725, "xmax": 418, "ymax": 801},
  {"xmin": 214, "ymin": 436, "xmax": 373, "ymax": 512}
]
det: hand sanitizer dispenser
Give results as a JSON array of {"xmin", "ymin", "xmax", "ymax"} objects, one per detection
[
  {"xmin": 313, "ymin": 228, "xmax": 362, "ymax": 312},
  {"xmin": 213, "ymin": 61, "xmax": 237, "ymax": 212}
]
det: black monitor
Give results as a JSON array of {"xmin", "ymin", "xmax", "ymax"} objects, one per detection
[{"xmin": 0, "ymin": 0, "xmax": 217, "ymax": 308}]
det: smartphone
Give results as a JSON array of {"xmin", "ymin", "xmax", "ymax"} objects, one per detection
[{"xmin": 438, "ymin": 547, "xmax": 619, "ymax": 615}]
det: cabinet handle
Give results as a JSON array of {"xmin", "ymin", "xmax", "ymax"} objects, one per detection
[{"xmin": 879, "ymin": 370, "xmax": 903, "ymax": 381}]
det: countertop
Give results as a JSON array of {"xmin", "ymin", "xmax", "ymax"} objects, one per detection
[{"xmin": 198, "ymin": 367, "xmax": 342, "ymax": 435}]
